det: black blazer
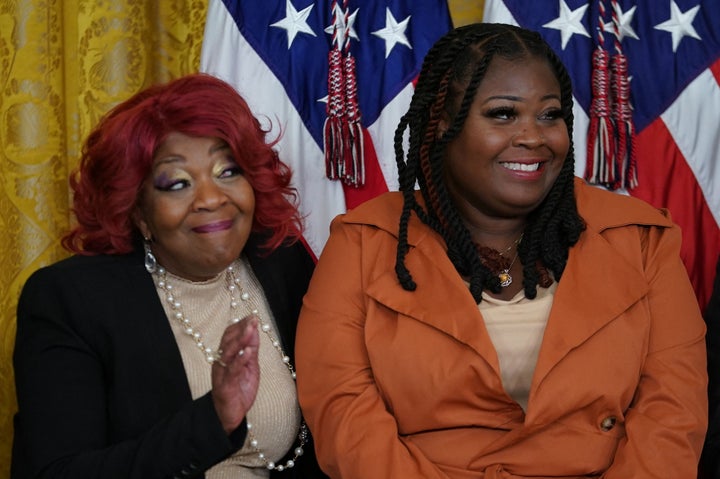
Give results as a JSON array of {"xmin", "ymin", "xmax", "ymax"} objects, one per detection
[{"xmin": 11, "ymin": 236, "xmax": 326, "ymax": 479}]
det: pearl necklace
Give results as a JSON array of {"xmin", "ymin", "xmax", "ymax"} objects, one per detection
[{"xmin": 152, "ymin": 261, "xmax": 307, "ymax": 472}]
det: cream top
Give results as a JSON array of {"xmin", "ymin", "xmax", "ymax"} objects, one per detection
[
  {"xmin": 154, "ymin": 258, "xmax": 301, "ymax": 479},
  {"xmin": 479, "ymin": 282, "xmax": 557, "ymax": 411}
]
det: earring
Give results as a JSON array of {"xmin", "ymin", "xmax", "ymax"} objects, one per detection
[{"xmin": 143, "ymin": 238, "xmax": 157, "ymax": 274}]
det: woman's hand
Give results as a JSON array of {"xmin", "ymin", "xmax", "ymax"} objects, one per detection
[{"xmin": 211, "ymin": 315, "xmax": 260, "ymax": 434}]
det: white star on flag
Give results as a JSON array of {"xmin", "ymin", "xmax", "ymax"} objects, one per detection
[
  {"xmin": 655, "ymin": 0, "xmax": 702, "ymax": 52},
  {"xmin": 324, "ymin": 5, "xmax": 359, "ymax": 49},
  {"xmin": 270, "ymin": 0, "xmax": 316, "ymax": 49},
  {"xmin": 542, "ymin": 0, "xmax": 590, "ymax": 50},
  {"xmin": 372, "ymin": 8, "xmax": 412, "ymax": 59},
  {"xmin": 604, "ymin": 4, "xmax": 639, "ymax": 42}
]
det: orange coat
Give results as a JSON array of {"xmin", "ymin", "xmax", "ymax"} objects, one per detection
[{"xmin": 296, "ymin": 178, "xmax": 707, "ymax": 479}]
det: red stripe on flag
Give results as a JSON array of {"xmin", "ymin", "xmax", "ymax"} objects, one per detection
[
  {"xmin": 711, "ymin": 57, "xmax": 720, "ymax": 84},
  {"xmin": 631, "ymin": 120, "xmax": 720, "ymax": 310}
]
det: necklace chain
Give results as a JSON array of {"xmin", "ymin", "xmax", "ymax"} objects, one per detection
[
  {"xmin": 152, "ymin": 261, "xmax": 306, "ymax": 472},
  {"xmin": 497, "ymin": 236, "xmax": 518, "ymax": 255}
]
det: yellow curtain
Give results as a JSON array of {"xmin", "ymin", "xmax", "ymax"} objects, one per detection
[
  {"xmin": 449, "ymin": 0, "xmax": 485, "ymax": 26},
  {"xmin": 0, "ymin": 1, "xmax": 482, "ymax": 477},
  {"xmin": 0, "ymin": 1, "xmax": 208, "ymax": 475}
]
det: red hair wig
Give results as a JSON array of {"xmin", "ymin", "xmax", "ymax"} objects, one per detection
[{"xmin": 62, "ymin": 73, "xmax": 303, "ymax": 255}]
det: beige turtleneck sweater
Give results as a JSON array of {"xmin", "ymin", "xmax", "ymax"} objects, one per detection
[
  {"xmin": 479, "ymin": 281, "xmax": 557, "ymax": 411},
  {"xmin": 154, "ymin": 258, "xmax": 301, "ymax": 479}
]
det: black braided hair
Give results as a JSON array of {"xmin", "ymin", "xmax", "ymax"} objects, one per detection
[{"xmin": 394, "ymin": 23, "xmax": 585, "ymax": 303}]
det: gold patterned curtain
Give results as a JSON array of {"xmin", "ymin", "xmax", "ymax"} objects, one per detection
[
  {"xmin": 0, "ymin": 1, "xmax": 481, "ymax": 477},
  {"xmin": 0, "ymin": 1, "xmax": 208, "ymax": 475}
]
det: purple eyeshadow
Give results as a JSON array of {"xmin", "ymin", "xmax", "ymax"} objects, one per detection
[{"xmin": 153, "ymin": 172, "xmax": 174, "ymax": 189}]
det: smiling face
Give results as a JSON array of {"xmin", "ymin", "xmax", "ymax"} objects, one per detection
[
  {"xmin": 134, "ymin": 132, "xmax": 255, "ymax": 281},
  {"xmin": 442, "ymin": 54, "xmax": 569, "ymax": 225}
]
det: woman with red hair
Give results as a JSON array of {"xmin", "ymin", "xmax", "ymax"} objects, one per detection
[{"xmin": 12, "ymin": 73, "xmax": 326, "ymax": 479}]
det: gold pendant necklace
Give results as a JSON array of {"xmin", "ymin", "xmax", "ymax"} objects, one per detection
[{"xmin": 498, "ymin": 250, "xmax": 520, "ymax": 287}]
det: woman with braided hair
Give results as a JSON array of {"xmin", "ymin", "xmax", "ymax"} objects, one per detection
[{"xmin": 295, "ymin": 23, "xmax": 707, "ymax": 478}]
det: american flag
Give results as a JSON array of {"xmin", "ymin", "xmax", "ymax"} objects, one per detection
[
  {"xmin": 200, "ymin": 0, "xmax": 453, "ymax": 259},
  {"xmin": 485, "ymin": 0, "xmax": 720, "ymax": 310}
]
